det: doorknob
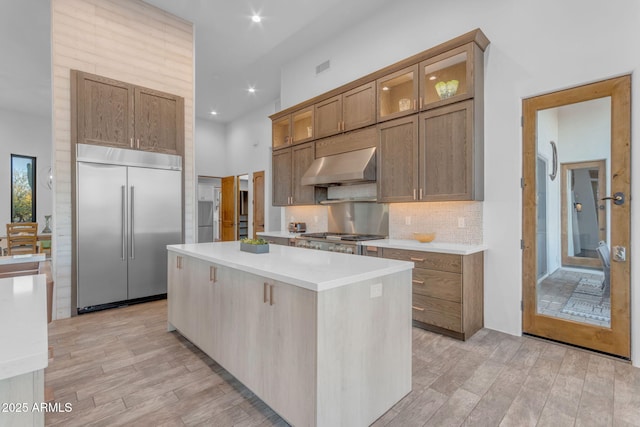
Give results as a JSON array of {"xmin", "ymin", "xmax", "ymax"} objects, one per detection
[{"xmin": 601, "ymin": 192, "xmax": 625, "ymax": 205}]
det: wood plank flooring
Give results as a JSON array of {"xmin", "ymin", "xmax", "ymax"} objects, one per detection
[{"xmin": 45, "ymin": 300, "xmax": 640, "ymax": 426}]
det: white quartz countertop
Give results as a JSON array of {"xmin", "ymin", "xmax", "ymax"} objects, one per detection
[
  {"xmin": 363, "ymin": 239, "xmax": 487, "ymax": 255},
  {"xmin": 256, "ymin": 231, "xmax": 300, "ymax": 239},
  {"xmin": 0, "ymin": 253, "xmax": 45, "ymax": 265},
  {"xmin": 0, "ymin": 274, "xmax": 48, "ymax": 380},
  {"xmin": 168, "ymin": 242, "xmax": 413, "ymax": 292}
]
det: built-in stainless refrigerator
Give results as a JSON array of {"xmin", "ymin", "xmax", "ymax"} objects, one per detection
[{"xmin": 76, "ymin": 144, "xmax": 182, "ymax": 312}]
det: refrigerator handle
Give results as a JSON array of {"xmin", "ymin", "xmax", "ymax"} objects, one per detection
[
  {"xmin": 121, "ymin": 185, "xmax": 126, "ymax": 260},
  {"xmin": 130, "ymin": 186, "xmax": 135, "ymax": 260}
]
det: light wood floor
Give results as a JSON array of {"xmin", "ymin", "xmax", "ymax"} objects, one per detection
[{"xmin": 45, "ymin": 300, "xmax": 640, "ymax": 426}]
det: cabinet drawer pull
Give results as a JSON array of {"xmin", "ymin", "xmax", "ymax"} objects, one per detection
[
  {"xmin": 412, "ymin": 279, "xmax": 425, "ymax": 285},
  {"xmin": 176, "ymin": 256, "xmax": 182, "ymax": 269},
  {"xmin": 210, "ymin": 266, "xmax": 217, "ymax": 283},
  {"xmin": 270, "ymin": 284, "xmax": 275, "ymax": 306},
  {"xmin": 264, "ymin": 282, "xmax": 269, "ymax": 303},
  {"xmin": 410, "ymin": 257, "xmax": 425, "ymax": 262},
  {"xmin": 412, "ymin": 305, "xmax": 425, "ymax": 312}
]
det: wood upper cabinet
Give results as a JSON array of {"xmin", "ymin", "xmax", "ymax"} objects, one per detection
[
  {"xmin": 272, "ymin": 149, "xmax": 292, "ymax": 206},
  {"xmin": 75, "ymin": 72, "xmax": 134, "ymax": 149},
  {"xmin": 314, "ymin": 82, "xmax": 376, "ymax": 139},
  {"xmin": 134, "ymin": 87, "xmax": 184, "ymax": 154},
  {"xmin": 272, "ymin": 142, "xmax": 326, "ymax": 206},
  {"xmin": 419, "ymin": 43, "xmax": 482, "ymax": 111},
  {"xmin": 377, "ymin": 65, "xmax": 419, "ymax": 122},
  {"xmin": 272, "ymin": 106, "xmax": 314, "ymax": 149},
  {"xmin": 377, "ymin": 115, "xmax": 419, "ymax": 203},
  {"xmin": 73, "ymin": 70, "xmax": 184, "ymax": 156},
  {"xmin": 419, "ymin": 100, "xmax": 481, "ymax": 201}
]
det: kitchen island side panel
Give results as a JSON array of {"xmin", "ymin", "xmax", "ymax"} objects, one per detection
[{"xmin": 316, "ymin": 270, "xmax": 412, "ymax": 427}]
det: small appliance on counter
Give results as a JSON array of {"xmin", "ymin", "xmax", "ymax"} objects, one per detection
[{"xmin": 288, "ymin": 222, "xmax": 307, "ymax": 233}]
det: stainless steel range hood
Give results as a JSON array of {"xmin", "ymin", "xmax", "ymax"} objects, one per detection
[{"xmin": 301, "ymin": 147, "xmax": 376, "ymax": 186}]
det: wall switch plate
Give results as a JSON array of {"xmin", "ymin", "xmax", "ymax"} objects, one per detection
[
  {"xmin": 370, "ymin": 283, "xmax": 382, "ymax": 298},
  {"xmin": 458, "ymin": 217, "xmax": 466, "ymax": 228},
  {"xmin": 405, "ymin": 216, "xmax": 411, "ymax": 226}
]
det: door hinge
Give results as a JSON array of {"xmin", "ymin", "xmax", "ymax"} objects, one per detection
[
  {"xmin": 520, "ymin": 177, "xmax": 524, "ymax": 189},
  {"xmin": 521, "ymin": 116, "xmax": 524, "ymax": 127},
  {"xmin": 520, "ymin": 240, "xmax": 524, "ymax": 250},
  {"xmin": 520, "ymin": 300, "xmax": 523, "ymax": 311}
]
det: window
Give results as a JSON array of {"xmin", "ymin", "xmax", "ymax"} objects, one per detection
[{"xmin": 11, "ymin": 154, "xmax": 36, "ymax": 222}]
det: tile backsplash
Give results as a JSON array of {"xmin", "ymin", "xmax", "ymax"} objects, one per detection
[
  {"xmin": 282, "ymin": 205, "xmax": 328, "ymax": 233},
  {"xmin": 389, "ymin": 201, "xmax": 483, "ymax": 245}
]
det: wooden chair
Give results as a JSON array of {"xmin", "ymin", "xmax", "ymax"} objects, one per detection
[{"xmin": 6, "ymin": 222, "xmax": 38, "ymax": 255}]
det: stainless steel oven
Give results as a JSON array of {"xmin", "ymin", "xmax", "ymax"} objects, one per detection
[{"xmin": 295, "ymin": 232, "xmax": 385, "ymax": 255}]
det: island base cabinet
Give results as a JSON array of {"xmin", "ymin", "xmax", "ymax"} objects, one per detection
[
  {"xmin": 0, "ymin": 370, "xmax": 45, "ymax": 427},
  {"xmin": 167, "ymin": 249, "xmax": 412, "ymax": 427}
]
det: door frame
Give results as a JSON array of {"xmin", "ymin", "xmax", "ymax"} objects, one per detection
[
  {"xmin": 252, "ymin": 171, "xmax": 265, "ymax": 239},
  {"xmin": 522, "ymin": 75, "xmax": 631, "ymax": 358}
]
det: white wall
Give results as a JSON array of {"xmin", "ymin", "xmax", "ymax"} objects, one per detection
[
  {"xmin": 276, "ymin": 0, "xmax": 640, "ymax": 364},
  {"xmin": 0, "ymin": 108, "xmax": 52, "ymax": 230},
  {"xmin": 225, "ymin": 102, "xmax": 281, "ymax": 235},
  {"xmin": 195, "ymin": 118, "xmax": 227, "ymax": 177}
]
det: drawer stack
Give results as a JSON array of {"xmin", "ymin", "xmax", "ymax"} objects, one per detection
[{"xmin": 381, "ymin": 248, "xmax": 483, "ymax": 340}]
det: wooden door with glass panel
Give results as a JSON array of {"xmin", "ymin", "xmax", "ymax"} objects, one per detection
[{"xmin": 522, "ymin": 76, "xmax": 631, "ymax": 358}]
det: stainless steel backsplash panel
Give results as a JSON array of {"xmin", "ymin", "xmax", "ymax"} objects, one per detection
[{"xmin": 328, "ymin": 202, "xmax": 389, "ymax": 236}]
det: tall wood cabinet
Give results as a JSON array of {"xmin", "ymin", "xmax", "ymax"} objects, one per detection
[{"xmin": 72, "ymin": 70, "xmax": 184, "ymax": 156}]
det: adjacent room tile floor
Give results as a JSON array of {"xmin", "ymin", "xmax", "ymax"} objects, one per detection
[{"xmin": 45, "ymin": 299, "xmax": 640, "ymax": 426}]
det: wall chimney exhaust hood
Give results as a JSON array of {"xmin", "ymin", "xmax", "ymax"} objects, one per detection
[{"xmin": 301, "ymin": 147, "xmax": 376, "ymax": 186}]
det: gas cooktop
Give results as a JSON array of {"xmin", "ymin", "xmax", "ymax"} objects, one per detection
[{"xmin": 299, "ymin": 232, "xmax": 386, "ymax": 242}]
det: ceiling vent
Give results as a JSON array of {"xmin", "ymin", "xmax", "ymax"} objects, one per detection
[{"xmin": 316, "ymin": 60, "xmax": 330, "ymax": 75}]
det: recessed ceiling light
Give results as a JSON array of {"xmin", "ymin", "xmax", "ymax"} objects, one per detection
[
  {"xmin": 251, "ymin": 14, "xmax": 261, "ymax": 23},
  {"xmin": 248, "ymin": 86, "xmax": 256, "ymax": 94},
  {"xmin": 210, "ymin": 110, "xmax": 217, "ymax": 116}
]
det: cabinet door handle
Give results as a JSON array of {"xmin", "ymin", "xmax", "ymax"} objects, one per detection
[
  {"xmin": 270, "ymin": 284, "xmax": 275, "ymax": 306},
  {"xmin": 176, "ymin": 256, "xmax": 182, "ymax": 269},
  {"xmin": 413, "ymin": 189, "xmax": 417, "ymax": 200},
  {"xmin": 264, "ymin": 282, "xmax": 269, "ymax": 303},
  {"xmin": 419, "ymin": 188, "xmax": 423, "ymax": 200},
  {"xmin": 210, "ymin": 266, "xmax": 217, "ymax": 283},
  {"xmin": 412, "ymin": 305, "xmax": 425, "ymax": 312},
  {"xmin": 136, "ymin": 138, "xmax": 140, "ymax": 149},
  {"xmin": 410, "ymin": 257, "xmax": 425, "ymax": 262},
  {"xmin": 130, "ymin": 138, "xmax": 134, "ymax": 148},
  {"xmin": 419, "ymin": 97, "xmax": 423, "ymax": 109},
  {"xmin": 412, "ymin": 279, "xmax": 425, "ymax": 285},
  {"xmin": 413, "ymin": 99, "xmax": 417, "ymax": 110}
]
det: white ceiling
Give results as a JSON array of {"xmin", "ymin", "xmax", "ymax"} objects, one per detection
[{"xmin": 0, "ymin": 0, "xmax": 393, "ymax": 123}]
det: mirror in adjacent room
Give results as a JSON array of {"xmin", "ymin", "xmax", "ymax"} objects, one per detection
[
  {"xmin": 237, "ymin": 174, "xmax": 249, "ymax": 240},
  {"xmin": 522, "ymin": 76, "xmax": 631, "ymax": 358}
]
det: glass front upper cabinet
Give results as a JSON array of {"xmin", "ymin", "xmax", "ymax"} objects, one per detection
[
  {"xmin": 291, "ymin": 107, "xmax": 314, "ymax": 144},
  {"xmin": 420, "ymin": 44, "xmax": 474, "ymax": 110},
  {"xmin": 377, "ymin": 65, "xmax": 419, "ymax": 122},
  {"xmin": 272, "ymin": 115, "xmax": 291, "ymax": 149}
]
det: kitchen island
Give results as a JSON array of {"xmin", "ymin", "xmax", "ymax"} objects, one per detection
[
  {"xmin": 167, "ymin": 242, "xmax": 413, "ymax": 427},
  {"xmin": 0, "ymin": 274, "xmax": 48, "ymax": 427}
]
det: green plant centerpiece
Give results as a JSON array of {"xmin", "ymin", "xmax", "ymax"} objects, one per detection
[{"xmin": 240, "ymin": 237, "xmax": 270, "ymax": 254}]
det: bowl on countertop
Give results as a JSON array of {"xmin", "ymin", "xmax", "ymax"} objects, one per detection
[{"xmin": 413, "ymin": 232, "xmax": 435, "ymax": 243}]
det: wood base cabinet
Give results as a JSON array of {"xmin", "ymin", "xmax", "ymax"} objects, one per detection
[{"xmin": 381, "ymin": 248, "xmax": 484, "ymax": 340}]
